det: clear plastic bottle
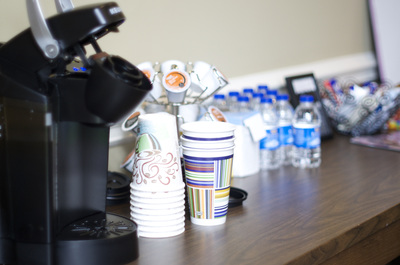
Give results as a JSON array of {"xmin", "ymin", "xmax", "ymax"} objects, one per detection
[
  {"xmin": 243, "ymin": 88, "xmax": 254, "ymax": 101},
  {"xmin": 275, "ymin": 94, "xmax": 294, "ymax": 165},
  {"xmin": 259, "ymin": 97, "xmax": 282, "ymax": 170},
  {"xmin": 291, "ymin": 95, "xmax": 321, "ymax": 168},
  {"xmin": 237, "ymin": 95, "xmax": 250, "ymax": 112},
  {"xmin": 266, "ymin": 90, "xmax": 278, "ymax": 104},
  {"xmin": 211, "ymin": 94, "xmax": 228, "ymax": 111},
  {"xmin": 227, "ymin": 91, "xmax": 240, "ymax": 112},
  {"xmin": 257, "ymin": 85, "xmax": 269, "ymax": 96},
  {"xmin": 252, "ymin": 92, "xmax": 264, "ymax": 111}
]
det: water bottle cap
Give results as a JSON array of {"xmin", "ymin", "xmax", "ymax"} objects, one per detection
[
  {"xmin": 243, "ymin": 88, "xmax": 254, "ymax": 94},
  {"xmin": 260, "ymin": 97, "xmax": 273, "ymax": 104},
  {"xmin": 299, "ymin": 95, "xmax": 314, "ymax": 102},
  {"xmin": 228, "ymin": 91, "xmax": 240, "ymax": 97},
  {"xmin": 252, "ymin": 92, "xmax": 263, "ymax": 98},
  {"xmin": 237, "ymin": 96, "xmax": 250, "ymax": 102},
  {"xmin": 257, "ymin": 85, "xmax": 269, "ymax": 91},
  {"xmin": 276, "ymin": 94, "xmax": 289, "ymax": 101},
  {"xmin": 266, "ymin": 90, "xmax": 278, "ymax": 96},
  {"xmin": 213, "ymin": 94, "xmax": 225, "ymax": 99}
]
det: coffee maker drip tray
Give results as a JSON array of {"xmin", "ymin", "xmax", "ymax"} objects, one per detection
[{"xmin": 56, "ymin": 213, "xmax": 138, "ymax": 265}]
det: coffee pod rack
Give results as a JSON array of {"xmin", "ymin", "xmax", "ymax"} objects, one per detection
[{"xmin": 138, "ymin": 60, "xmax": 229, "ymax": 124}]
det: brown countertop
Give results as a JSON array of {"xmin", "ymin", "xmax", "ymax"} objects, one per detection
[{"xmin": 108, "ymin": 134, "xmax": 400, "ymax": 265}]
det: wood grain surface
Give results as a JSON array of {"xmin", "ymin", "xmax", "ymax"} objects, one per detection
[{"xmin": 108, "ymin": 134, "xmax": 400, "ymax": 265}]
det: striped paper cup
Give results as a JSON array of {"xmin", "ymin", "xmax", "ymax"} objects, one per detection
[
  {"xmin": 180, "ymin": 135, "xmax": 235, "ymax": 149},
  {"xmin": 181, "ymin": 145, "xmax": 234, "ymax": 226}
]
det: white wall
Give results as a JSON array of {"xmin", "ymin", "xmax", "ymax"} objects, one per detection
[{"xmin": 0, "ymin": 0, "xmax": 373, "ymax": 81}]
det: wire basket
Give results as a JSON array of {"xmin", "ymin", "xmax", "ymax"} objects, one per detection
[{"xmin": 320, "ymin": 79, "xmax": 400, "ymax": 136}]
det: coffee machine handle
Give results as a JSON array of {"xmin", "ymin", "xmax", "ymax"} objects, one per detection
[
  {"xmin": 26, "ymin": 0, "xmax": 60, "ymax": 59},
  {"xmin": 55, "ymin": 0, "xmax": 74, "ymax": 13}
]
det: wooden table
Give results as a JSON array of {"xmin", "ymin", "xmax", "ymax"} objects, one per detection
[{"xmin": 108, "ymin": 134, "xmax": 400, "ymax": 265}]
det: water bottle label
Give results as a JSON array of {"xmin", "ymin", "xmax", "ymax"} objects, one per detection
[
  {"xmin": 278, "ymin": 125, "xmax": 293, "ymax": 146},
  {"xmin": 260, "ymin": 128, "xmax": 280, "ymax": 150},
  {"xmin": 293, "ymin": 126, "xmax": 320, "ymax": 149}
]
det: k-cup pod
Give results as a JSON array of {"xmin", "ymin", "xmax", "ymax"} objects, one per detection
[
  {"xmin": 161, "ymin": 60, "xmax": 186, "ymax": 73},
  {"xmin": 137, "ymin": 61, "xmax": 163, "ymax": 101},
  {"xmin": 207, "ymin": 106, "xmax": 228, "ymax": 122},
  {"xmin": 189, "ymin": 61, "xmax": 212, "ymax": 93},
  {"xmin": 199, "ymin": 66, "xmax": 228, "ymax": 97},
  {"xmin": 121, "ymin": 111, "xmax": 140, "ymax": 132},
  {"xmin": 162, "ymin": 70, "xmax": 191, "ymax": 103},
  {"xmin": 182, "ymin": 145, "xmax": 235, "ymax": 226},
  {"xmin": 190, "ymin": 61, "xmax": 228, "ymax": 97}
]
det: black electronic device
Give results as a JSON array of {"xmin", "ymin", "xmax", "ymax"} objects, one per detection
[
  {"xmin": 285, "ymin": 73, "xmax": 333, "ymax": 140},
  {"xmin": 0, "ymin": 1, "xmax": 152, "ymax": 264}
]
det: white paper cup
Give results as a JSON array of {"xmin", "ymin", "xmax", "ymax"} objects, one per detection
[
  {"xmin": 138, "ymin": 227, "xmax": 185, "ymax": 238},
  {"xmin": 130, "ymin": 198, "xmax": 185, "ymax": 210},
  {"xmin": 180, "ymin": 121, "xmax": 235, "ymax": 141},
  {"xmin": 137, "ymin": 221, "xmax": 185, "ymax": 233},
  {"xmin": 130, "ymin": 210, "xmax": 185, "ymax": 222},
  {"xmin": 131, "ymin": 149, "xmax": 184, "ymax": 192},
  {"xmin": 132, "ymin": 113, "xmax": 184, "ymax": 192},
  {"xmin": 130, "ymin": 193, "xmax": 185, "ymax": 204},
  {"xmin": 132, "ymin": 216, "xmax": 185, "ymax": 227},
  {"xmin": 130, "ymin": 205, "xmax": 185, "ymax": 216},
  {"xmin": 182, "ymin": 145, "xmax": 234, "ymax": 226},
  {"xmin": 130, "ymin": 182, "xmax": 185, "ymax": 198}
]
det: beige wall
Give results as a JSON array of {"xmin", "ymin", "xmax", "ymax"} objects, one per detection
[{"xmin": 0, "ymin": 0, "xmax": 372, "ymax": 79}]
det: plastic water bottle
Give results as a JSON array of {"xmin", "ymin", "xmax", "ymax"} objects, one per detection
[
  {"xmin": 257, "ymin": 85, "xmax": 269, "ymax": 95},
  {"xmin": 259, "ymin": 97, "xmax": 282, "ymax": 170},
  {"xmin": 266, "ymin": 90, "xmax": 278, "ymax": 104},
  {"xmin": 276, "ymin": 94, "xmax": 294, "ymax": 165},
  {"xmin": 252, "ymin": 92, "xmax": 264, "ymax": 111},
  {"xmin": 211, "ymin": 94, "xmax": 228, "ymax": 111},
  {"xmin": 227, "ymin": 91, "xmax": 240, "ymax": 112},
  {"xmin": 237, "ymin": 95, "xmax": 250, "ymax": 112},
  {"xmin": 292, "ymin": 95, "xmax": 321, "ymax": 168},
  {"xmin": 243, "ymin": 88, "xmax": 254, "ymax": 101}
]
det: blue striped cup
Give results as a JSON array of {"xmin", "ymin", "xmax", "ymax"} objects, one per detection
[{"xmin": 182, "ymin": 145, "xmax": 234, "ymax": 226}]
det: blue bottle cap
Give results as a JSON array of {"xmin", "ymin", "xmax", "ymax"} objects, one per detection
[
  {"xmin": 237, "ymin": 96, "xmax": 250, "ymax": 102},
  {"xmin": 276, "ymin": 94, "xmax": 289, "ymax": 101},
  {"xmin": 266, "ymin": 90, "xmax": 278, "ymax": 96},
  {"xmin": 228, "ymin": 91, "xmax": 240, "ymax": 97},
  {"xmin": 213, "ymin": 94, "xmax": 225, "ymax": 99},
  {"xmin": 260, "ymin": 97, "xmax": 273, "ymax": 104},
  {"xmin": 252, "ymin": 92, "xmax": 264, "ymax": 98},
  {"xmin": 299, "ymin": 95, "xmax": 314, "ymax": 102},
  {"xmin": 257, "ymin": 85, "xmax": 269, "ymax": 91},
  {"xmin": 243, "ymin": 88, "xmax": 254, "ymax": 94}
]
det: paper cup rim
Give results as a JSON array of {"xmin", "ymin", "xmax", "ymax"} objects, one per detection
[{"xmin": 181, "ymin": 121, "xmax": 235, "ymax": 136}]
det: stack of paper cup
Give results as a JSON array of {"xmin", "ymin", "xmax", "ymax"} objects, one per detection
[
  {"xmin": 180, "ymin": 121, "xmax": 236, "ymax": 226},
  {"xmin": 130, "ymin": 112, "xmax": 185, "ymax": 238}
]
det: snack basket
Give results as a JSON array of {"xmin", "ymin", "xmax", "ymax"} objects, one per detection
[{"xmin": 319, "ymin": 79, "xmax": 400, "ymax": 136}]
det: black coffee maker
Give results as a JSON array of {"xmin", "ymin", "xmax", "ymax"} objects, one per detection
[{"xmin": 0, "ymin": 1, "xmax": 151, "ymax": 264}]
